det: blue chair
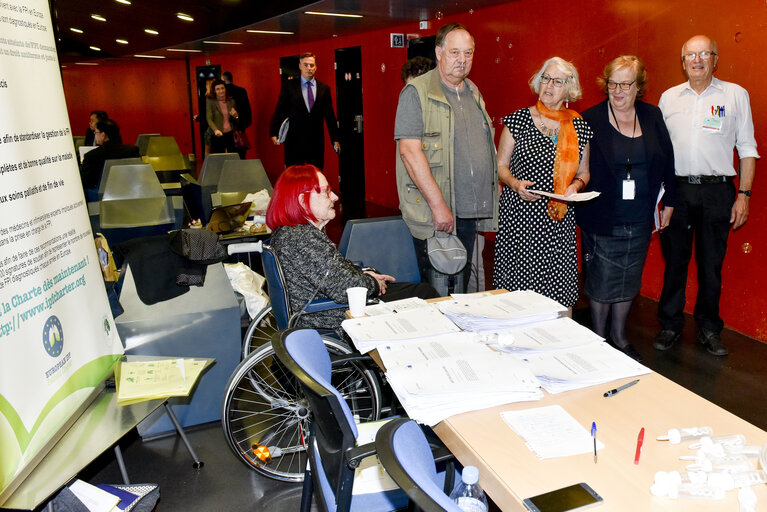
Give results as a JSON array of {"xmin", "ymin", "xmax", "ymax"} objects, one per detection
[
  {"xmin": 376, "ymin": 418, "xmax": 463, "ymax": 512},
  {"xmin": 338, "ymin": 217, "xmax": 420, "ymax": 283},
  {"xmin": 272, "ymin": 328, "xmax": 409, "ymax": 512}
]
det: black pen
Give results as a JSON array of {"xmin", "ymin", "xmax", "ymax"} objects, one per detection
[{"xmin": 603, "ymin": 379, "xmax": 639, "ymax": 397}]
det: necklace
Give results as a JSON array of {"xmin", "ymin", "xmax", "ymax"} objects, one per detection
[{"xmin": 538, "ymin": 121, "xmax": 559, "ymax": 138}]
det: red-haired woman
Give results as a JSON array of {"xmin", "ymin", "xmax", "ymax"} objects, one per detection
[{"xmin": 266, "ymin": 165, "xmax": 437, "ymax": 330}]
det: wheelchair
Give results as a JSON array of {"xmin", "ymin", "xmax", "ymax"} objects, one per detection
[{"xmin": 221, "ymin": 241, "xmax": 385, "ymax": 482}]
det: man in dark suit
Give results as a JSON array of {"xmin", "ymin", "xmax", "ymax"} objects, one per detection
[
  {"xmin": 270, "ymin": 52, "xmax": 340, "ymax": 170},
  {"xmin": 80, "ymin": 119, "xmax": 140, "ymax": 190},
  {"xmin": 222, "ymin": 71, "xmax": 252, "ymax": 159}
]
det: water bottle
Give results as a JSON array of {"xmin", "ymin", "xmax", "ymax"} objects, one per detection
[{"xmin": 449, "ymin": 466, "xmax": 488, "ymax": 512}]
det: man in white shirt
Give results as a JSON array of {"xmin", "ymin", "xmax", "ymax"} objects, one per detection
[{"xmin": 654, "ymin": 35, "xmax": 758, "ymax": 356}]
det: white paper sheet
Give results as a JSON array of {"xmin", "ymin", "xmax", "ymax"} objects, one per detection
[{"xmin": 527, "ymin": 190, "xmax": 601, "ymax": 202}]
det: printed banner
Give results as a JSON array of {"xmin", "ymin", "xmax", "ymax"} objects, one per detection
[{"xmin": 0, "ymin": 0, "xmax": 123, "ymax": 501}]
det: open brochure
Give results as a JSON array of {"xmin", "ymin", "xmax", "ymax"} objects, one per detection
[{"xmin": 527, "ymin": 189, "xmax": 600, "ymax": 202}]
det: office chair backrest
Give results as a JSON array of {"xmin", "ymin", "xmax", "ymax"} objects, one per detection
[
  {"xmin": 338, "ymin": 217, "xmax": 420, "ymax": 283},
  {"xmin": 273, "ymin": 328, "xmax": 359, "ymax": 511},
  {"xmin": 143, "ymin": 136, "xmax": 186, "ymax": 172},
  {"xmin": 199, "ymin": 153, "xmax": 240, "ymax": 188},
  {"xmin": 260, "ymin": 244, "xmax": 292, "ymax": 330},
  {"xmin": 218, "ymin": 159, "xmax": 273, "ymax": 194},
  {"xmin": 135, "ymin": 133, "xmax": 160, "ymax": 156},
  {"xmin": 99, "ymin": 157, "xmax": 144, "ymax": 199},
  {"xmin": 376, "ymin": 419, "xmax": 463, "ymax": 512}
]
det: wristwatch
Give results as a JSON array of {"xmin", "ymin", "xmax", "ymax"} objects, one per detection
[{"xmin": 738, "ymin": 189, "xmax": 752, "ymax": 197}]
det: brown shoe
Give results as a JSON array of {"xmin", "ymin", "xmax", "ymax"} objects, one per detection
[
  {"xmin": 697, "ymin": 330, "xmax": 728, "ymax": 356},
  {"xmin": 653, "ymin": 330, "xmax": 680, "ymax": 351}
]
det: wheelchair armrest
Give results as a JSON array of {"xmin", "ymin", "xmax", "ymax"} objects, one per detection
[
  {"xmin": 303, "ymin": 298, "xmax": 349, "ymax": 314},
  {"xmin": 345, "ymin": 441, "xmax": 377, "ymax": 469}
]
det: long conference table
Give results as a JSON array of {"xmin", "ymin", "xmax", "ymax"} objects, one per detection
[{"xmin": 363, "ymin": 294, "xmax": 767, "ymax": 511}]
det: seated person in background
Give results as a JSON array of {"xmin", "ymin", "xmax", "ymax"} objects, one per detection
[
  {"xmin": 80, "ymin": 119, "xmax": 140, "ymax": 190},
  {"xmin": 400, "ymin": 56, "xmax": 435, "ymax": 84},
  {"xmin": 266, "ymin": 164, "xmax": 439, "ymax": 330},
  {"xmin": 84, "ymin": 110, "xmax": 108, "ymax": 146}
]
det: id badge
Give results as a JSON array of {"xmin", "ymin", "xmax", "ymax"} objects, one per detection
[
  {"xmin": 623, "ymin": 179, "xmax": 636, "ymax": 200},
  {"xmin": 702, "ymin": 116, "xmax": 723, "ymax": 132}
]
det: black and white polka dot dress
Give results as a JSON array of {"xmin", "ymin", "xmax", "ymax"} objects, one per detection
[{"xmin": 493, "ymin": 108, "xmax": 593, "ymax": 307}]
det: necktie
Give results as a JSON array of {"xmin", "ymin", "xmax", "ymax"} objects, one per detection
[{"xmin": 306, "ymin": 81, "xmax": 315, "ymax": 111}]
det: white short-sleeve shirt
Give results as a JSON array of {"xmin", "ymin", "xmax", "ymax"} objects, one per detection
[{"xmin": 658, "ymin": 77, "xmax": 759, "ymax": 176}]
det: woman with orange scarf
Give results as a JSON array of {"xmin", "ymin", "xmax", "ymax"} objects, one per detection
[{"xmin": 493, "ymin": 57, "xmax": 592, "ymax": 308}]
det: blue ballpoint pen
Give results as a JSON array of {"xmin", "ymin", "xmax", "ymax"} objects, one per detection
[{"xmin": 591, "ymin": 422, "xmax": 597, "ymax": 463}]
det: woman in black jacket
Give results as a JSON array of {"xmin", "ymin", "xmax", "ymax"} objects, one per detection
[{"xmin": 577, "ymin": 56, "xmax": 676, "ymax": 360}]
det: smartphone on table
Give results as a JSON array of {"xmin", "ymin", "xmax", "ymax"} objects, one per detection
[{"xmin": 522, "ymin": 482, "xmax": 602, "ymax": 512}]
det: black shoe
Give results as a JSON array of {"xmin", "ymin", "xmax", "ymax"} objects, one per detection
[
  {"xmin": 619, "ymin": 343, "xmax": 643, "ymax": 362},
  {"xmin": 653, "ymin": 330, "xmax": 680, "ymax": 351},
  {"xmin": 697, "ymin": 330, "xmax": 728, "ymax": 356}
]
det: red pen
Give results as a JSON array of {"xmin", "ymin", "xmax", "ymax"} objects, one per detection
[{"xmin": 634, "ymin": 427, "xmax": 645, "ymax": 464}]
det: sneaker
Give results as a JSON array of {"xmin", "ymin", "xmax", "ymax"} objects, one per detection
[
  {"xmin": 697, "ymin": 330, "xmax": 728, "ymax": 356},
  {"xmin": 653, "ymin": 330, "xmax": 680, "ymax": 351}
]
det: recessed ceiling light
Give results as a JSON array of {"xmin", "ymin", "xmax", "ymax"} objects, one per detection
[
  {"xmin": 304, "ymin": 11, "xmax": 363, "ymax": 18},
  {"xmin": 115, "ymin": 0, "xmax": 131, "ymax": 4},
  {"xmin": 70, "ymin": 27, "xmax": 83, "ymax": 33},
  {"xmin": 144, "ymin": 29, "xmax": 159, "ymax": 35},
  {"xmin": 166, "ymin": 48, "xmax": 202, "ymax": 53},
  {"xmin": 177, "ymin": 12, "xmax": 194, "ymax": 21},
  {"xmin": 91, "ymin": 14, "xmax": 106, "ymax": 21},
  {"xmin": 75, "ymin": 62, "xmax": 99, "ymax": 66},
  {"xmin": 246, "ymin": 29, "xmax": 295, "ymax": 35},
  {"xmin": 116, "ymin": 39, "xmax": 129, "ymax": 44},
  {"xmin": 134, "ymin": 54, "xmax": 165, "ymax": 59},
  {"xmin": 89, "ymin": 46, "xmax": 101, "ymax": 51},
  {"xmin": 202, "ymin": 41, "xmax": 242, "ymax": 45}
]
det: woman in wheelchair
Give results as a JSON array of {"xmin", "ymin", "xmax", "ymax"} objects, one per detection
[{"xmin": 266, "ymin": 165, "xmax": 438, "ymax": 330}]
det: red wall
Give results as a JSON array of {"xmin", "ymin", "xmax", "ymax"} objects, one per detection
[{"xmin": 61, "ymin": 0, "xmax": 767, "ymax": 340}]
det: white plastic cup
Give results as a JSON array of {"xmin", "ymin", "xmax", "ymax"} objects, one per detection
[{"xmin": 346, "ymin": 287, "xmax": 368, "ymax": 317}]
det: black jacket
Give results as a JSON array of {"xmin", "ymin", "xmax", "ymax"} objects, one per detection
[
  {"xmin": 80, "ymin": 142, "xmax": 140, "ymax": 189},
  {"xmin": 225, "ymin": 82, "xmax": 252, "ymax": 130},
  {"xmin": 576, "ymin": 99, "xmax": 676, "ymax": 234},
  {"xmin": 269, "ymin": 78, "xmax": 339, "ymax": 169}
]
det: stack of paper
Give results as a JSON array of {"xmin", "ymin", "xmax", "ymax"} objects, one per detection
[
  {"xmin": 517, "ymin": 342, "xmax": 651, "ymax": 394},
  {"xmin": 501, "ymin": 405, "xmax": 605, "ymax": 459},
  {"xmin": 116, "ymin": 359, "xmax": 207, "ymax": 405},
  {"xmin": 362, "ymin": 297, "xmax": 432, "ymax": 316},
  {"xmin": 489, "ymin": 317, "xmax": 604, "ymax": 354},
  {"xmin": 378, "ymin": 333, "xmax": 543, "ymax": 426},
  {"xmin": 341, "ymin": 307, "xmax": 461, "ymax": 353},
  {"xmin": 437, "ymin": 291, "xmax": 567, "ymax": 333}
]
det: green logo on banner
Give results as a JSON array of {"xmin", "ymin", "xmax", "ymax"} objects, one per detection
[{"xmin": 42, "ymin": 316, "xmax": 64, "ymax": 357}]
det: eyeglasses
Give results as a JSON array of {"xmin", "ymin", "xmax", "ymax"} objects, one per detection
[
  {"xmin": 683, "ymin": 51, "xmax": 716, "ymax": 61},
  {"xmin": 607, "ymin": 80, "xmax": 636, "ymax": 91},
  {"xmin": 305, "ymin": 185, "xmax": 334, "ymax": 199},
  {"xmin": 540, "ymin": 74, "xmax": 569, "ymax": 88}
]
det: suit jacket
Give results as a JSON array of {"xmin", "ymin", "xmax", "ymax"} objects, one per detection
[
  {"xmin": 206, "ymin": 97, "xmax": 237, "ymax": 134},
  {"xmin": 225, "ymin": 83, "xmax": 251, "ymax": 130},
  {"xmin": 576, "ymin": 99, "xmax": 676, "ymax": 234},
  {"xmin": 269, "ymin": 77, "xmax": 339, "ymax": 169},
  {"xmin": 80, "ymin": 141, "xmax": 140, "ymax": 189}
]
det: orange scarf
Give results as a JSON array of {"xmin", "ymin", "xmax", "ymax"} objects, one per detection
[{"xmin": 536, "ymin": 100, "xmax": 582, "ymax": 221}]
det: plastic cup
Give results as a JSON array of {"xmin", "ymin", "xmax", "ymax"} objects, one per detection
[{"xmin": 346, "ymin": 287, "xmax": 368, "ymax": 317}]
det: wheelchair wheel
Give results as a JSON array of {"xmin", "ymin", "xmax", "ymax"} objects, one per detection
[
  {"xmin": 241, "ymin": 306, "xmax": 278, "ymax": 358},
  {"xmin": 222, "ymin": 337, "xmax": 382, "ymax": 482}
]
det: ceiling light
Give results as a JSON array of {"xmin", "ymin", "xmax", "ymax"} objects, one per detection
[
  {"xmin": 202, "ymin": 41, "xmax": 242, "ymax": 45},
  {"xmin": 70, "ymin": 27, "xmax": 83, "ymax": 34},
  {"xmin": 246, "ymin": 29, "xmax": 294, "ymax": 35},
  {"xmin": 116, "ymin": 39, "xmax": 129, "ymax": 44},
  {"xmin": 177, "ymin": 13, "xmax": 194, "ymax": 21},
  {"xmin": 75, "ymin": 62, "xmax": 99, "ymax": 66},
  {"xmin": 144, "ymin": 29, "xmax": 159, "ymax": 35},
  {"xmin": 134, "ymin": 54, "xmax": 165, "ymax": 59},
  {"xmin": 91, "ymin": 14, "xmax": 106, "ymax": 21},
  {"xmin": 115, "ymin": 0, "xmax": 131, "ymax": 4},
  {"xmin": 304, "ymin": 11, "xmax": 363, "ymax": 18},
  {"xmin": 166, "ymin": 48, "xmax": 202, "ymax": 53},
  {"xmin": 89, "ymin": 46, "xmax": 101, "ymax": 51}
]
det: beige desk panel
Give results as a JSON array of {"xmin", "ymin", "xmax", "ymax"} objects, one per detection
[{"xmin": 434, "ymin": 372, "xmax": 767, "ymax": 511}]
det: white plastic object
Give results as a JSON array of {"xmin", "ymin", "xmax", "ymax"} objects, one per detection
[
  {"xmin": 657, "ymin": 426, "xmax": 713, "ymax": 444},
  {"xmin": 449, "ymin": 466, "xmax": 488, "ymax": 512},
  {"xmin": 227, "ymin": 241, "xmax": 263, "ymax": 255},
  {"xmin": 725, "ymin": 444, "xmax": 762, "ymax": 458},
  {"xmin": 707, "ymin": 470, "xmax": 767, "ymax": 491},
  {"xmin": 689, "ymin": 434, "xmax": 746, "ymax": 450},
  {"xmin": 683, "ymin": 454, "xmax": 753, "ymax": 473},
  {"xmin": 651, "ymin": 473, "xmax": 725, "ymax": 499},
  {"xmin": 739, "ymin": 486, "xmax": 757, "ymax": 512}
]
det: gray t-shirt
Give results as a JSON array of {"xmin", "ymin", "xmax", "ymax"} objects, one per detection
[{"xmin": 394, "ymin": 82, "xmax": 494, "ymax": 218}]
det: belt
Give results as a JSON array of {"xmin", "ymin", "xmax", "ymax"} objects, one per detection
[{"xmin": 677, "ymin": 175, "xmax": 732, "ymax": 184}]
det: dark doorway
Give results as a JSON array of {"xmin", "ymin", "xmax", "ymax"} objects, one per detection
[
  {"xmin": 334, "ymin": 46, "xmax": 365, "ymax": 221},
  {"xmin": 407, "ymin": 36, "xmax": 436, "ymax": 60},
  {"xmin": 278, "ymin": 55, "xmax": 301, "ymax": 86},
  {"xmin": 195, "ymin": 65, "xmax": 221, "ymax": 161}
]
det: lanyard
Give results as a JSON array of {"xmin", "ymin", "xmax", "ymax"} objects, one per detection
[{"xmin": 608, "ymin": 102, "xmax": 637, "ymax": 178}]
